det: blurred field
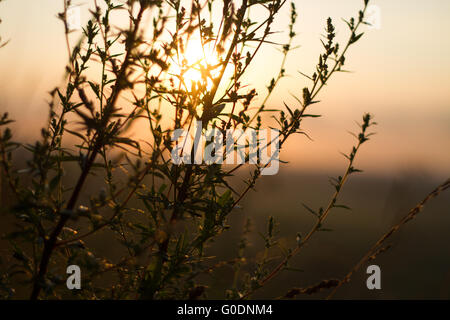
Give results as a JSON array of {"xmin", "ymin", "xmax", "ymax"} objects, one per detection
[
  {"xmin": 1, "ymin": 155, "xmax": 449, "ymax": 299},
  {"xmin": 208, "ymin": 169, "xmax": 450, "ymax": 299}
]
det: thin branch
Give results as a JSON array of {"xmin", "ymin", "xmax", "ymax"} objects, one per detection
[{"xmin": 327, "ymin": 178, "xmax": 450, "ymax": 299}]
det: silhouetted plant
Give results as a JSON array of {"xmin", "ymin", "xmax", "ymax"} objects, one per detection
[
  {"xmin": 0, "ymin": 0, "xmax": 381, "ymax": 299},
  {"xmin": 327, "ymin": 178, "xmax": 450, "ymax": 299}
]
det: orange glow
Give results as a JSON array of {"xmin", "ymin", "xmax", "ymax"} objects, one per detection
[{"xmin": 169, "ymin": 38, "xmax": 222, "ymax": 91}]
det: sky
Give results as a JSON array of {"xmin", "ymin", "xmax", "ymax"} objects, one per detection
[{"xmin": 0, "ymin": 0, "xmax": 449, "ymax": 177}]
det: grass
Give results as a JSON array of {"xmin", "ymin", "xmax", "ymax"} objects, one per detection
[{"xmin": 0, "ymin": 0, "xmax": 448, "ymax": 300}]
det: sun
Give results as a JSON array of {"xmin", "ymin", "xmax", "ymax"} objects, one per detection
[{"xmin": 170, "ymin": 38, "xmax": 222, "ymax": 91}]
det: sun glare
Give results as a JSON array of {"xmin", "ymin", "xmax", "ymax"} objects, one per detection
[{"xmin": 170, "ymin": 38, "xmax": 222, "ymax": 91}]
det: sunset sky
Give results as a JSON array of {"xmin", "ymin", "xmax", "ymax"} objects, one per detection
[{"xmin": 0, "ymin": 0, "xmax": 449, "ymax": 177}]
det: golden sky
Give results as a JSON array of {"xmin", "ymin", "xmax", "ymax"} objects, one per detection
[{"xmin": 0, "ymin": 0, "xmax": 449, "ymax": 176}]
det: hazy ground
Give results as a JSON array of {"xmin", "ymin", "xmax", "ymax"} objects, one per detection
[
  {"xmin": 208, "ymin": 169, "xmax": 450, "ymax": 299},
  {"xmin": 1, "ymin": 149, "xmax": 449, "ymax": 299}
]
